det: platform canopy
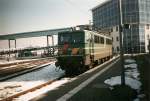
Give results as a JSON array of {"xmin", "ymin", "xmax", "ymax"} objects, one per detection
[{"xmin": 0, "ymin": 28, "xmax": 72, "ymax": 40}]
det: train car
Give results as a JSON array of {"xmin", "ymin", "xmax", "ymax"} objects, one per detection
[{"xmin": 55, "ymin": 30, "xmax": 112, "ymax": 75}]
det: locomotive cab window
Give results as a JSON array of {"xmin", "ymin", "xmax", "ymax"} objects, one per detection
[
  {"xmin": 58, "ymin": 32, "xmax": 84, "ymax": 44},
  {"xmin": 59, "ymin": 34, "xmax": 71, "ymax": 44},
  {"xmin": 71, "ymin": 33, "xmax": 83, "ymax": 43}
]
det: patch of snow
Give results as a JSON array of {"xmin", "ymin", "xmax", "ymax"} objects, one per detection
[
  {"xmin": 125, "ymin": 59, "xmax": 136, "ymax": 64},
  {"xmin": 0, "ymin": 63, "xmax": 65, "ymax": 100},
  {"xmin": 109, "ymin": 87, "xmax": 114, "ymax": 90},
  {"xmin": 138, "ymin": 94, "xmax": 146, "ymax": 98},
  {"xmin": 104, "ymin": 58, "xmax": 142, "ymax": 97},
  {"xmin": 13, "ymin": 78, "xmax": 69, "ymax": 101},
  {"xmin": 124, "ymin": 60, "xmax": 139, "ymax": 80},
  {"xmin": 104, "ymin": 76, "xmax": 142, "ymax": 90},
  {"xmin": 0, "ymin": 59, "xmax": 38, "ymax": 64},
  {"xmin": 125, "ymin": 71, "xmax": 140, "ymax": 80},
  {"xmin": 133, "ymin": 98, "xmax": 140, "ymax": 101},
  {"xmin": 124, "ymin": 63, "xmax": 138, "ymax": 69}
]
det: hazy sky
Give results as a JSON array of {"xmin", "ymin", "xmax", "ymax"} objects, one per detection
[{"xmin": 0, "ymin": 0, "xmax": 106, "ymax": 35}]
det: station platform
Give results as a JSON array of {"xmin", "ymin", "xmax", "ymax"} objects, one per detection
[{"xmin": 31, "ymin": 57, "xmax": 122, "ymax": 101}]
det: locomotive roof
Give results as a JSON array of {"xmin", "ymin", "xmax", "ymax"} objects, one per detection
[
  {"xmin": 59, "ymin": 30, "xmax": 111, "ymax": 39},
  {"xmin": 84, "ymin": 30, "xmax": 112, "ymax": 39}
]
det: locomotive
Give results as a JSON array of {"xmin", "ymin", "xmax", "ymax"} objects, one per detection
[{"xmin": 55, "ymin": 30, "xmax": 112, "ymax": 75}]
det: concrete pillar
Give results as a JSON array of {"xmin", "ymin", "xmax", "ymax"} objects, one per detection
[
  {"xmin": 52, "ymin": 35, "xmax": 54, "ymax": 46},
  {"xmin": 15, "ymin": 39, "xmax": 16, "ymax": 48},
  {"xmin": 8, "ymin": 39, "xmax": 11, "ymax": 61},
  {"xmin": 52, "ymin": 35, "xmax": 54, "ymax": 55},
  {"xmin": 47, "ymin": 35, "xmax": 49, "ymax": 47},
  {"xmin": 47, "ymin": 35, "xmax": 50, "ymax": 55},
  {"xmin": 15, "ymin": 39, "xmax": 17, "ymax": 58}
]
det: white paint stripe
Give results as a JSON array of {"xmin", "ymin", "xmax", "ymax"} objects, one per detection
[{"xmin": 56, "ymin": 58, "xmax": 119, "ymax": 101}]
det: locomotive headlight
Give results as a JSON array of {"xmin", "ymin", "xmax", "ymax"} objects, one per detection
[
  {"xmin": 71, "ymin": 48, "xmax": 83, "ymax": 55},
  {"xmin": 71, "ymin": 48, "xmax": 79, "ymax": 55}
]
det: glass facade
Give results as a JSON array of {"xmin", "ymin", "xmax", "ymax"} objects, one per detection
[
  {"xmin": 92, "ymin": 0, "xmax": 150, "ymax": 53},
  {"xmin": 92, "ymin": 0, "xmax": 120, "ymax": 28}
]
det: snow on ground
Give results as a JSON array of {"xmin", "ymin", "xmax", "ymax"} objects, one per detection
[
  {"xmin": 104, "ymin": 58, "xmax": 142, "ymax": 100},
  {"xmin": 13, "ymin": 78, "xmax": 70, "ymax": 101},
  {"xmin": 0, "ymin": 63, "xmax": 65, "ymax": 100},
  {"xmin": 104, "ymin": 76, "xmax": 141, "ymax": 90},
  {"xmin": 133, "ymin": 98, "xmax": 140, "ymax": 101},
  {"xmin": 125, "ymin": 59, "xmax": 136, "ymax": 64}
]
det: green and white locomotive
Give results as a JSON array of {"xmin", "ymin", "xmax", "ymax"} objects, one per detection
[{"xmin": 55, "ymin": 30, "xmax": 112, "ymax": 75}]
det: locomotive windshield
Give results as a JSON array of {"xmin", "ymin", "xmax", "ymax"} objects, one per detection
[
  {"xmin": 60, "ymin": 34, "xmax": 71, "ymax": 44},
  {"xmin": 58, "ymin": 32, "xmax": 84, "ymax": 44},
  {"xmin": 72, "ymin": 33, "xmax": 83, "ymax": 43}
]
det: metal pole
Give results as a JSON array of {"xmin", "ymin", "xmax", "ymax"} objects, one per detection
[
  {"xmin": 130, "ymin": 16, "xmax": 132, "ymax": 55},
  {"xmin": 119, "ymin": 0, "xmax": 125, "ymax": 85},
  {"xmin": 15, "ymin": 39, "xmax": 16, "ymax": 48}
]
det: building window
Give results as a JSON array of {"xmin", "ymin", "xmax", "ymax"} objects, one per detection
[
  {"xmin": 147, "ymin": 24, "xmax": 149, "ymax": 29},
  {"xmin": 117, "ymin": 46, "xmax": 120, "ymax": 52},
  {"xmin": 116, "ymin": 36, "xmax": 119, "ymax": 41},
  {"xmin": 116, "ymin": 26, "xmax": 118, "ymax": 31},
  {"xmin": 111, "ymin": 28, "xmax": 113, "ymax": 32}
]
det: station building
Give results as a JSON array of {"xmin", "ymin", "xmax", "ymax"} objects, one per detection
[{"xmin": 92, "ymin": 0, "xmax": 150, "ymax": 54}]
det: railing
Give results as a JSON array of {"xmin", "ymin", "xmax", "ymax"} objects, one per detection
[{"xmin": 0, "ymin": 46, "xmax": 58, "ymax": 56}]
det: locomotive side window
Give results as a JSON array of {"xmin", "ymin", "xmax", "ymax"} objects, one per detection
[
  {"xmin": 94, "ymin": 35, "xmax": 105, "ymax": 44},
  {"xmin": 106, "ymin": 39, "xmax": 112, "ymax": 45},
  {"xmin": 94, "ymin": 35, "xmax": 99, "ymax": 43},
  {"xmin": 100, "ymin": 37, "xmax": 104, "ymax": 44}
]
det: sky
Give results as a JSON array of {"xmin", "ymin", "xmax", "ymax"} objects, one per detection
[
  {"xmin": 0, "ymin": 0, "xmax": 106, "ymax": 49},
  {"xmin": 0, "ymin": 0, "xmax": 106, "ymax": 35}
]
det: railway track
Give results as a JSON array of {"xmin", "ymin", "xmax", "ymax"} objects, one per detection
[
  {"xmin": 0, "ymin": 62, "xmax": 65, "ymax": 101},
  {"xmin": 0, "ymin": 62, "xmax": 52, "ymax": 81},
  {"xmin": 0, "ymin": 77, "xmax": 62, "ymax": 101},
  {"xmin": 0, "ymin": 58, "xmax": 55, "ymax": 81},
  {"xmin": 0, "ymin": 56, "xmax": 119, "ymax": 101}
]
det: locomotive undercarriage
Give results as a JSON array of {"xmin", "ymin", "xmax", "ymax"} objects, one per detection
[{"xmin": 55, "ymin": 56, "xmax": 89, "ymax": 75}]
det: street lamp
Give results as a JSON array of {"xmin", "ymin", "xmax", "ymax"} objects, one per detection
[{"xmin": 119, "ymin": 0, "xmax": 125, "ymax": 85}]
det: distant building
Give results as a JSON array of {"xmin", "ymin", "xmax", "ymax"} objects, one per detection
[{"xmin": 92, "ymin": 0, "xmax": 150, "ymax": 54}]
